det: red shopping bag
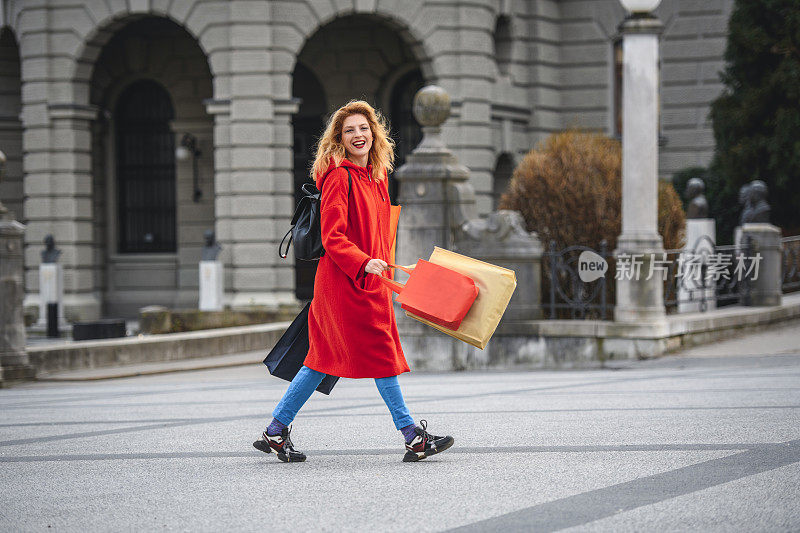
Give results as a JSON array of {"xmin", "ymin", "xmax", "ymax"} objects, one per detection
[{"xmin": 377, "ymin": 261, "xmax": 479, "ymax": 330}]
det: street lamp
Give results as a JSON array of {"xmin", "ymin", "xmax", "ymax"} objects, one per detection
[
  {"xmin": 176, "ymin": 133, "xmax": 202, "ymax": 202},
  {"xmin": 614, "ymin": 0, "xmax": 666, "ymax": 322},
  {"xmin": 619, "ymin": 0, "xmax": 661, "ymax": 13}
]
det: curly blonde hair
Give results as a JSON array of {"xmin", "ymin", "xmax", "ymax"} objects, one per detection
[{"xmin": 311, "ymin": 100, "xmax": 395, "ymax": 183}]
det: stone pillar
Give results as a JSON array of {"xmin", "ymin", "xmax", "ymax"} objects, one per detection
[
  {"xmin": 171, "ymin": 120, "xmax": 215, "ymax": 310},
  {"xmin": 23, "ymin": 104, "xmax": 102, "ymax": 322},
  {"xmin": 0, "ymin": 208, "xmax": 35, "ymax": 381},
  {"xmin": 678, "ymin": 219, "xmax": 716, "ymax": 313},
  {"xmin": 614, "ymin": 15, "xmax": 666, "ymax": 323},
  {"xmin": 394, "ymin": 86, "xmax": 478, "ymax": 370},
  {"xmin": 37, "ymin": 263, "xmax": 65, "ymax": 326},
  {"xmin": 205, "ymin": 99, "xmax": 234, "ymax": 306},
  {"xmin": 199, "ymin": 260, "xmax": 224, "ymax": 311},
  {"xmin": 741, "ymin": 223, "xmax": 782, "ymax": 307},
  {"xmin": 395, "ymin": 86, "xmax": 477, "ymax": 267},
  {"xmin": 394, "ymin": 86, "xmax": 542, "ymax": 370}
]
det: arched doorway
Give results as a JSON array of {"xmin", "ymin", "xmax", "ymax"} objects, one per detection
[
  {"xmin": 292, "ymin": 62, "xmax": 326, "ymax": 301},
  {"xmin": 292, "ymin": 15, "xmax": 426, "ymax": 298},
  {"xmin": 89, "ymin": 17, "xmax": 214, "ymax": 317},
  {"xmin": 0, "ymin": 28, "xmax": 22, "ymax": 221},
  {"xmin": 115, "ymin": 80, "xmax": 176, "ymax": 254}
]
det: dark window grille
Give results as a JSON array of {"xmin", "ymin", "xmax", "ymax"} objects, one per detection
[{"xmin": 115, "ymin": 79, "xmax": 176, "ymax": 253}]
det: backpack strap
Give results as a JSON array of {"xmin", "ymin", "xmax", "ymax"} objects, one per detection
[
  {"xmin": 319, "ymin": 165, "xmax": 352, "ymax": 197},
  {"xmin": 278, "ymin": 228, "xmax": 293, "ymax": 259},
  {"xmin": 343, "ymin": 167, "xmax": 352, "ymax": 197}
]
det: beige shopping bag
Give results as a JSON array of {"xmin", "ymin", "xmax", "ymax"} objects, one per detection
[{"xmin": 404, "ymin": 247, "xmax": 516, "ymax": 349}]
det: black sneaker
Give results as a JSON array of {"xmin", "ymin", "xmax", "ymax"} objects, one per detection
[
  {"xmin": 403, "ymin": 420, "xmax": 454, "ymax": 462},
  {"xmin": 253, "ymin": 426, "xmax": 307, "ymax": 462}
]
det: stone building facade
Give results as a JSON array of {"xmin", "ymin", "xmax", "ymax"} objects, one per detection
[{"xmin": 0, "ymin": 0, "xmax": 733, "ymax": 320}]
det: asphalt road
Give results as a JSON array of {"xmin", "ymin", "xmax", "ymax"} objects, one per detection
[{"xmin": 2, "ymin": 324, "xmax": 799, "ymax": 531}]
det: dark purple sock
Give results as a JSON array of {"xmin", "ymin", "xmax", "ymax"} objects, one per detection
[
  {"xmin": 267, "ymin": 418, "xmax": 287, "ymax": 436},
  {"xmin": 400, "ymin": 423, "xmax": 418, "ymax": 443}
]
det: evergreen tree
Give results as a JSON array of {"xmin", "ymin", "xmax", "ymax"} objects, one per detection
[{"xmin": 709, "ymin": 0, "xmax": 800, "ymax": 238}]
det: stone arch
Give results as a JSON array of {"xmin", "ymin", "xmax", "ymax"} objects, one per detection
[
  {"xmin": 67, "ymin": 4, "xmax": 224, "ymax": 107},
  {"xmin": 287, "ymin": 10, "xmax": 430, "ymax": 298},
  {"xmin": 87, "ymin": 15, "xmax": 215, "ymax": 316},
  {"xmin": 271, "ymin": 1, "xmax": 437, "ymax": 105}
]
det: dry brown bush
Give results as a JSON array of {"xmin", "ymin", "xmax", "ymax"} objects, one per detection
[
  {"xmin": 499, "ymin": 130, "xmax": 685, "ymax": 252},
  {"xmin": 499, "ymin": 130, "xmax": 686, "ymax": 315}
]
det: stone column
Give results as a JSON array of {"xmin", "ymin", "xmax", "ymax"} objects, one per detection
[
  {"xmin": 0, "ymin": 204, "xmax": 34, "ymax": 381},
  {"xmin": 394, "ymin": 86, "xmax": 477, "ymax": 370},
  {"xmin": 23, "ymin": 104, "xmax": 101, "ymax": 322},
  {"xmin": 394, "ymin": 86, "xmax": 477, "ymax": 267},
  {"xmin": 741, "ymin": 223, "xmax": 782, "ymax": 307},
  {"xmin": 205, "ymin": 99, "xmax": 234, "ymax": 306},
  {"xmin": 614, "ymin": 15, "xmax": 666, "ymax": 323},
  {"xmin": 170, "ymin": 119, "xmax": 215, "ymax": 310}
]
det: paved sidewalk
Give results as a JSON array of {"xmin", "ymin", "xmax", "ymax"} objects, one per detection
[{"xmin": 2, "ymin": 339, "xmax": 799, "ymax": 531}]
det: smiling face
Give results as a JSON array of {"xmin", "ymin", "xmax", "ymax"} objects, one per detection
[{"xmin": 341, "ymin": 113, "xmax": 373, "ymax": 166}]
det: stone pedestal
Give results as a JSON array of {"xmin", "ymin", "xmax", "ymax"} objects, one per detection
[
  {"xmin": 199, "ymin": 260, "xmax": 224, "ymax": 311},
  {"xmin": 394, "ymin": 86, "xmax": 542, "ymax": 370},
  {"xmin": 0, "ymin": 214, "xmax": 34, "ymax": 381},
  {"xmin": 614, "ymin": 15, "xmax": 666, "ymax": 324},
  {"xmin": 394, "ymin": 86, "xmax": 477, "ymax": 269},
  {"xmin": 456, "ymin": 210, "xmax": 542, "ymax": 321},
  {"xmin": 36, "ymin": 264, "xmax": 64, "ymax": 326},
  {"xmin": 394, "ymin": 86, "xmax": 476, "ymax": 370},
  {"xmin": 678, "ymin": 218, "xmax": 716, "ymax": 313},
  {"xmin": 741, "ymin": 223, "xmax": 782, "ymax": 307}
]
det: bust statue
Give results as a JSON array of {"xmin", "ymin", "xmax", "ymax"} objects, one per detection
[
  {"xmin": 684, "ymin": 177, "xmax": 708, "ymax": 219},
  {"xmin": 746, "ymin": 180, "xmax": 770, "ymax": 223},
  {"xmin": 41, "ymin": 234, "xmax": 61, "ymax": 263},
  {"xmin": 201, "ymin": 229, "xmax": 222, "ymax": 261},
  {"xmin": 739, "ymin": 183, "xmax": 753, "ymax": 226}
]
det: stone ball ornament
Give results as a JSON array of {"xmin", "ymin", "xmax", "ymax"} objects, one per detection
[{"xmin": 412, "ymin": 85, "xmax": 450, "ymax": 128}]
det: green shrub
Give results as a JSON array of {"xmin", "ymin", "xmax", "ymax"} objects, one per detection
[{"xmin": 708, "ymin": 0, "xmax": 800, "ymax": 237}]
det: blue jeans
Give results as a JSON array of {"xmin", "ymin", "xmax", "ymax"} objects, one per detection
[{"xmin": 272, "ymin": 366, "xmax": 415, "ymax": 430}]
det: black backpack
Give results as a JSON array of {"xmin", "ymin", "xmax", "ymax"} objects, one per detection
[{"xmin": 279, "ymin": 167, "xmax": 352, "ymax": 261}]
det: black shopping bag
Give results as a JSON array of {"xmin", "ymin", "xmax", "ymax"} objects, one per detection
[{"xmin": 263, "ymin": 302, "xmax": 339, "ymax": 395}]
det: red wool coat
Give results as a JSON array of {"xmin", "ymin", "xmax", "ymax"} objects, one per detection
[{"xmin": 303, "ymin": 158, "xmax": 411, "ymax": 379}]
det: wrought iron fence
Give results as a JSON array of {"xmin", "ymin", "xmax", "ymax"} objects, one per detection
[
  {"xmin": 663, "ymin": 236, "xmax": 754, "ymax": 312},
  {"xmin": 543, "ymin": 240, "xmax": 612, "ymax": 320},
  {"xmin": 543, "ymin": 236, "xmax": 765, "ymax": 319},
  {"xmin": 782, "ymin": 235, "xmax": 800, "ymax": 293}
]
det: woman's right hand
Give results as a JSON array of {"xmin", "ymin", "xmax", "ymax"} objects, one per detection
[{"xmin": 364, "ymin": 258, "xmax": 389, "ymax": 275}]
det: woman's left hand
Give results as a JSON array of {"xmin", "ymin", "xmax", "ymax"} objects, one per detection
[{"xmin": 364, "ymin": 258, "xmax": 389, "ymax": 275}]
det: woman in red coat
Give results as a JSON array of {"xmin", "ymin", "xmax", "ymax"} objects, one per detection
[{"xmin": 254, "ymin": 101, "xmax": 453, "ymax": 463}]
